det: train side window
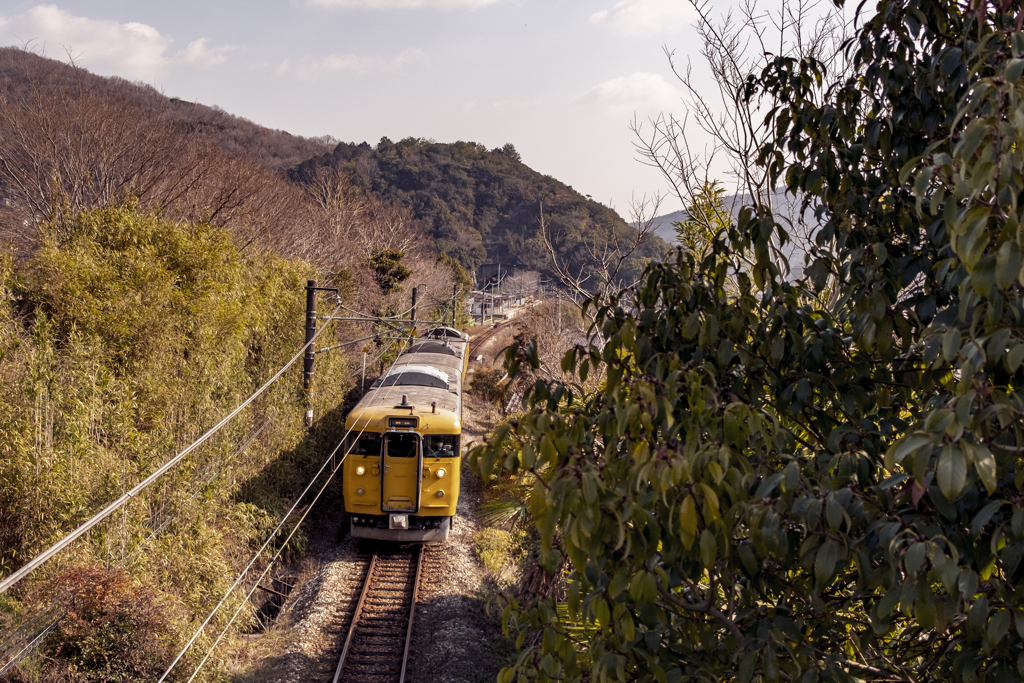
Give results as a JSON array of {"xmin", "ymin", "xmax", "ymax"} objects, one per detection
[
  {"xmin": 424, "ymin": 434, "xmax": 458, "ymax": 458},
  {"xmin": 349, "ymin": 433, "xmax": 381, "ymax": 456}
]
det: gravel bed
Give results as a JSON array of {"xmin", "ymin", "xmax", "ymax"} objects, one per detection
[{"xmin": 242, "ymin": 397, "xmax": 511, "ymax": 683}]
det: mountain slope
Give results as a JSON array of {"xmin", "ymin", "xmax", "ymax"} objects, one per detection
[{"xmin": 291, "ymin": 138, "xmax": 667, "ymax": 280}]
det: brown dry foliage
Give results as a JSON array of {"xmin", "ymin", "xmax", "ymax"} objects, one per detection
[
  {"xmin": 0, "ymin": 49, "xmax": 308, "ymax": 262},
  {"xmin": 41, "ymin": 566, "xmax": 173, "ymax": 683}
]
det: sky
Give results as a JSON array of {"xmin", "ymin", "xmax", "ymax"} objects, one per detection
[{"xmin": 0, "ymin": 0, "xmax": 781, "ymax": 216}]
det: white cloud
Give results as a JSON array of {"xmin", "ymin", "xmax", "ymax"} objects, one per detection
[
  {"xmin": 575, "ymin": 72, "xmax": 682, "ymax": 117},
  {"xmin": 176, "ymin": 38, "xmax": 239, "ymax": 69},
  {"xmin": 590, "ymin": 0, "xmax": 696, "ymax": 37},
  {"xmin": 276, "ymin": 47, "xmax": 427, "ymax": 80},
  {"xmin": 305, "ymin": 0, "xmax": 499, "ymax": 8},
  {"xmin": 0, "ymin": 5, "xmax": 236, "ymax": 79}
]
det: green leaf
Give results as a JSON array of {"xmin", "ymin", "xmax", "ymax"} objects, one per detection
[
  {"xmin": 680, "ymin": 495, "xmax": 698, "ymax": 541},
  {"xmin": 619, "ymin": 609, "xmax": 636, "ymax": 641},
  {"xmin": 975, "ymin": 445, "xmax": 997, "ymax": 494},
  {"xmin": 608, "ymin": 570, "xmax": 629, "ymax": 599},
  {"xmin": 970, "ymin": 499, "xmax": 1004, "ymax": 536},
  {"xmin": 783, "ymin": 461, "xmax": 799, "ymax": 493},
  {"xmin": 997, "ymin": 241, "xmax": 1022, "ymax": 289},
  {"xmin": 969, "ymin": 595, "xmax": 989, "ymax": 632},
  {"xmin": 700, "ymin": 529, "xmax": 717, "ymax": 569},
  {"xmin": 916, "ymin": 588, "xmax": 936, "ymax": 629},
  {"xmin": 989, "ymin": 610, "xmax": 1012, "ymax": 646},
  {"xmin": 1005, "ymin": 343, "xmax": 1024, "ymax": 373},
  {"xmin": 815, "ymin": 542, "xmax": 837, "ymax": 585},
  {"xmin": 937, "ymin": 444, "xmax": 967, "ymax": 500},
  {"xmin": 886, "ymin": 434, "xmax": 931, "ymax": 471},
  {"xmin": 905, "ymin": 542, "xmax": 926, "ymax": 574},
  {"xmin": 738, "ymin": 651, "xmax": 757, "ymax": 683},
  {"xmin": 825, "ymin": 495, "xmax": 842, "ymax": 530},
  {"xmin": 942, "ymin": 327, "xmax": 962, "ymax": 362},
  {"xmin": 878, "ymin": 586, "xmax": 901, "ymax": 618},
  {"xmin": 1007, "ymin": 58, "xmax": 1024, "ymax": 83}
]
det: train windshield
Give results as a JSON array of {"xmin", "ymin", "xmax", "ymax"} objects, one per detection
[
  {"xmin": 386, "ymin": 432, "xmax": 418, "ymax": 458},
  {"xmin": 423, "ymin": 434, "xmax": 459, "ymax": 458},
  {"xmin": 348, "ymin": 432, "xmax": 381, "ymax": 456}
]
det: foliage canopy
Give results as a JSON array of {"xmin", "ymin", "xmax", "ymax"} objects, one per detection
[
  {"xmin": 291, "ymin": 138, "xmax": 667, "ymax": 279},
  {"xmin": 475, "ymin": 2, "xmax": 1024, "ymax": 682}
]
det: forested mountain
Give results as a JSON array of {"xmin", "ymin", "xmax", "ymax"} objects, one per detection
[
  {"xmin": 292, "ymin": 138, "xmax": 667, "ymax": 280},
  {"xmin": 0, "ymin": 47, "xmax": 663, "ymax": 288},
  {"xmin": 0, "ymin": 48, "xmax": 332, "ymax": 170}
]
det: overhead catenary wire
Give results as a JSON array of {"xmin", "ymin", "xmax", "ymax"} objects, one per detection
[
  {"xmin": 334, "ymin": 299, "xmax": 418, "ymax": 322},
  {"xmin": 0, "ymin": 412, "xmax": 279, "ymax": 676},
  {"xmin": 5, "ymin": 329, "xmax": 404, "ymax": 677},
  {"xmin": 0, "ymin": 303, "xmax": 343, "ymax": 597},
  {"xmin": 159, "ymin": 337, "xmax": 411, "ymax": 682}
]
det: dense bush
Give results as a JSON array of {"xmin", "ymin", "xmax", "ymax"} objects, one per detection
[
  {"xmin": 0, "ymin": 205, "xmax": 354, "ymax": 680},
  {"xmin": 45, "ymin": 566, "xmax": 172, "ymax": 683},
  {"xmin": 476, "ymin": 2, "xmax": 1024, "ymax": 682}
]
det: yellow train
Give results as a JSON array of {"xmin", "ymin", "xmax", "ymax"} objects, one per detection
[{"xmin": 342, "ymin": 326, "xmax": 469, "ymax": 542}]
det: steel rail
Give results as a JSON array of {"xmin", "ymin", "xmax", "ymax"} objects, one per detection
[
  {"xmin": 332, "ymin": 546, "xmax": 423, "ymax": 683},
  {"xmin": 332, "ymin": 554, "xmax": 378, "ymax": 683},
  {"xmin": 399, "ymin": 547, "xmax": 424, "ymax": 683}
]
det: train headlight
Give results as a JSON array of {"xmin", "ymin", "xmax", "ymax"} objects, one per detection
[
  {"xmin": 355, "ymin": 466, "xmax": 365, "ymax": 476},
  {"xmin": 436, "ymin": 490, "xmax": 445, "ymax": 498},
  {"xmin": 436, "ymin": 468, "xmax": 447, "ymax": 478},
  {"xmin": 356, "ymin": 488, "xmax": 365, "ymax": 495}
]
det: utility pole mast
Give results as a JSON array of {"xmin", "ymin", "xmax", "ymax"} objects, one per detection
[
  {"xmin": 451, "ymin": 284, "xmax": 458, "ymax": 327},
  {"xmin": 303, "ymin": 280, "xmax": 317, "ymax": 428},
  {"xmin": 410, "ymin": 286, "xmax": 418, "ymax": 337},
  {"xmin": 301, "ymin": 281, "xmax": 339, "ymax": 429}
]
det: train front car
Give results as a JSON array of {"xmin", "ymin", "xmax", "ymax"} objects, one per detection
[{"xmin": 343, "ymin": 327, "xmax": 468, "ymax": 542}]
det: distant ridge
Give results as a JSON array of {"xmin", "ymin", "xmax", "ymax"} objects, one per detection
[{"xmin": 648, "ymin": 189, "xmax": 816, "ymax": 275}]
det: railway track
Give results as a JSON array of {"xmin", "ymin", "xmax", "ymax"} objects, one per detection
[
  {"xmin": 468, "ymin": 318, "xmax": 517, "ymax": 358},
  {"xmin": 331, "ymin": 545, "xmax": 423, "ymax": 683}
]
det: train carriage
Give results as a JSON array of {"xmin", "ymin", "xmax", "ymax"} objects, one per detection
[{"xmin": 342, "ymin": 326, "xmax": 469, "ymax": 542}]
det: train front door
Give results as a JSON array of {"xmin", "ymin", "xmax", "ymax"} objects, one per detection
[{"xmin": 381, "ymin": 432, "xmax": 420, "ymax": 512}]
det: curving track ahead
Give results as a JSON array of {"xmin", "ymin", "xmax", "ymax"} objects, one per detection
[
  {"xmin": 331, "ymin": 545, "xmax": 423, "ymax": 683},
  {"xmin": 467, "ymin": 319, "xmax": 518, "ymax": 360}
]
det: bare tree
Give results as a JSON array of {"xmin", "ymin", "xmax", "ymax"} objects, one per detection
[
  {"xmin": 632, "ymin": 0, "xmax": 855, "ymax": 268},
  {"xmin": 539, "ymin": 192, "xmax": 664, "ymax": 307},
  {"xmin": 0, "ymin": 51, "xmax": 309, "ymax": 258}
]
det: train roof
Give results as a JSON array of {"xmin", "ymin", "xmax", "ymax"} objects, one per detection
[
  {"xmin": 395, "ymin": 352, "xmax": 463, "ymax": 379},
  {"xmin": 346, "ymin": 384, "xmax": 460, "ymax": 433},
  {"xmin": 377, "ymin": 364, "xmax": 450, "ymax": 389},
  {"xmin": 426, "ymin": 326, "xmax": 469, "ymax": 341},
  {"xmin": 345, "ymin": 330, "xmax": 466, "ymax": 434}
]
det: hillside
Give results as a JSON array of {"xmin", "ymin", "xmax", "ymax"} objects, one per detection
[
  {"xmin": 0, "ymin": 48, "xmax": 332, "ymax": 171},
  {"xmin": 0, "ymin": 47, "xmax": 664, "ymax": 290},
  {"xmin": 291, "ymin": 139, "xmax": 667, "ymax": 281}
]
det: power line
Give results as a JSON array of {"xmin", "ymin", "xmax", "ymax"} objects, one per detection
[
  {"xmin": 0, "ymin": 413, "xmax": 279, "ymax": 675},
  {"xmin": 0, "ymin": 304, "xmax": 342, "ymax": 597},
  {"xmin": 159, "ymin": 339, "xmax": 410, "ymax": 682}
]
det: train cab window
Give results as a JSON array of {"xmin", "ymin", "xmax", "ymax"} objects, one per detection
[
  {"xmin": 385, "ymin": 432, "xmax": 418, "ymax": 458},
  {"xmin": 424, "ymin": 434, "xmax": 459, "ymax": 459},
  {"xmin": 348, "ymin": 433, "xmax": 381, "ymax": 456}
]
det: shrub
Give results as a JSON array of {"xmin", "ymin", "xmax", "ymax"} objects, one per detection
[
  {"xmin": 46, "ymin": 565, "xmax": 172, "ymax": 683},
  {"xmin": 469, "ymin": 367, "xmax": 502, "ymax": 404}
]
